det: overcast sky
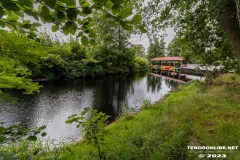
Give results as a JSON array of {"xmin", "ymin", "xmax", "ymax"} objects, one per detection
[
  {"xmin": 34, "ymin": 2, "xmax": 176, "ymax": 52},
  {"xmin": 39, "ymin": 23, "xmax": 175, "ymax": 51},
  {"xmin": 24, "ymin": 0, "xmax": 178, "ymax": 51},
  {"xmin": 130, "ymin": 28, "xmax": 175, "ymax": 50}
]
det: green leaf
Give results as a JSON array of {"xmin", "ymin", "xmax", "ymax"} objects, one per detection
[
  {"xmin": 52, "ymin": 25, "xmax": 59, "ymax": 32},
  {"xmin": 41, "ymin": 132, "xmax": 47, "ymax": 137},
  {"xmin": 90, "ymin": 39, "xmax": 96, "ymax": 45},
  {"xmin": 77, "ymin": 19, "xmax": 82, "ymax": 24},
  {"xmin": 1, "ymin": 0, "xmax": 20, "ymax": 11},
  {"xmin": 6, "ymin": 13, "xmax": 19, "ymax": 21},
  {"xmin": 42, "ymin": 0, "xmax": 56, "ymax": 8},
  {"xmin": 22, "ymin": 20, "xmax": 32, "ymax": 28},
  {"xmin": 112, "ymin": 5, "xmax": 121, "ymax": 14},
  {"xmin": 0, "ymin": 136, "xmax": 6, "ymax": 143},
  {"xmin": 0, "ymin": 126, "xmax": 5, "ymax": 133},
  {"xmin": 70, "ymin": 22, "xmax": 77, "ymax": 35},
  {"xmin": 63, "ymin": 27, "xmax": 69, "ymax": 35},
  {"xmin": 122, "ymin": 21, "xmax": 133, "ymax": 31},
  {"xmin": 29, "ymin": 12, "xmax": 39, "ymax": 21},
  {"xmin": 131, "ymin": 15, "xmax": 142, "ymax": 25},
  {"xmin": 39, "ymin": 125, "xmax": 46, "ymax": 130},
  {"xmin": 111, "ymin": 0, "xmax": 124, "ymax": 5},
  {"xmin": 82, "ymin": 7, "xmax": 92, "ymax": 14},
  {"xmin": 56, "ymin": 11, "xmax": 65, "ymax": 19},
  {"xmin": 66, "ymin": 9, "xmax": 77, "ymax": 21},
  {"xmin": 56, "ymin": 1, "xmax": 65, "ymax": 7},
  {"xmin": 18, "ymin": 0, "xmax": 33, "ymax": 8},
  {"xmin": 62, "ymin": 0, "xmax": 76, "ymax": 8},
  {"xmin": 42, "ymin": 15, "xmax": 54, "ymax": 23},
  {"xmin": 89, "ymin": 31, "xmax": 96, "ymax": 38},
  {"xmin": 55, "ymin": 5, "xmax": 65, "ymax": 12},
  {"xmin": 81, "ymin": 36, "xmax": 89, "ymax": 46},
  {"xmin": 81, "ymin": 1, "xmax": 91, "ymax": 8},
  {"xmin": 139, "ymin": 24, "xmax": 147, "ymax": 33},
  {"xmin": 79, "ymin": 0, "xmax": 86, "ymax": 3},
  {"xmin": 32, "ymin": 22, "xmax": 41, "ymax": 27},
  {"xmin": 30, "ymin": 27, "xmax": 37, "ymax": 31},
  {"xmin": 105, "ymin": 1, "xmax": 114, "ymax": 9},
  {"xmin": 0, "ymin": 7, "xmax": 4, "ymax": 18},
  {"xmin": 87, "ymin": 17, "xmax": 93, "ymax": 21},
  {"xmin": 119, "ymin": 8, "xmax": 132, "ymax": 18},
  {"xmin": 15, "ymin": 11, "xmax": 24, "ymax": 18},
  {"xmin": 41, "ymin": 5, "xmax": 50, "ymax": 15},
  {"xmin": 27, "ymin": 136, "xmax": 37, "ymax": 141},
  {"xmin": 38, "ymin": 4, "xmax": 43, "ymax": 13},
  {"xmin": 77, "ymin": 31, "xmax": 83, "ymax": 37},
  {"xmin": 0, "ymin": 20, "xmax": 5, "ymax": 28}
]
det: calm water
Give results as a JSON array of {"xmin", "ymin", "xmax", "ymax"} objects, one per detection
[{"xmin": 0, "ymin": 74, "xmax": 178, "ymax": 143}]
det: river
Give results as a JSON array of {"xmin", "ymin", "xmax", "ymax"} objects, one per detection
[{"xmin": 0, "ymin": 74, "xmax": 179, "ymax": 143}]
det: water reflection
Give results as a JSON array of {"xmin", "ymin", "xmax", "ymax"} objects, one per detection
[
  {"xmin": 147, "ymin": 74, "xmax": 163, "ymax": 93},
  {"xmin": 0, "ymin": 74, "xmax": 177, "ymax": 142}
]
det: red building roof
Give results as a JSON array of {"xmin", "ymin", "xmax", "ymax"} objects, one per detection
[{"xmin": 152, "ymin": 56, "xmax": 183, "ymax": 61}]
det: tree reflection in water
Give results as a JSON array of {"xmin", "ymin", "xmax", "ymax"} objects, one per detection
[{"xmin": 147, "ymin": 74, "xmax": 163, "ymax": 93}]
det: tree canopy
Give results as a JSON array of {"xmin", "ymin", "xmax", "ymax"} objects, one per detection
[
  {"xmin": 147, "ymin": 39, "xmax": 166, "ymax": 61},
  {"xmin": 141, "ymin": 0, "xmax": 240, "ymax": 65},
  {"xmin": 0, "ymin": 0, "xmax": 149, "ymax": 94},
  {"xmin": 0, "ymin": 0, "xmax": 146, "ymax": 45}
]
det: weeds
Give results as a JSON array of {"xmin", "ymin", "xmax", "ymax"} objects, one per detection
[{"xmin": 141, "ymin": 99, "xmax": 152, "ymax": 110}]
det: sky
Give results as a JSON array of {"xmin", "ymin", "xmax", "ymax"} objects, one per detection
[
  {"xmin": 21, "ymin": 0, "xmax": 178, "ymax": 52},
  {"xmin": 130, "ymin": 28, "xmax": 176, "ymax": 51},
  {"xmin": 39, "ymin": 23, "xmax": 175, "ymax": 52},
  {"xmin": 34, "ymin": 1, "xmax": 176, "ymax": 52}
]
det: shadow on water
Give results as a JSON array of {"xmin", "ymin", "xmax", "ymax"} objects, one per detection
[{"xmin": 0, "ymin": 74, "xmax": 178, "ymax": 142}]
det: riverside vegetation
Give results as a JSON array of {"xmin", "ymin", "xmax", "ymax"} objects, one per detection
[
  {"xmin": 1, "ymin": 73, "xmax": 240, "ymax": 160},
  {"xmin": 0, "ymin": 29, "xmax": 148, "ymax": 82},
  {"xmin": 1, "ymin": 0, "xmax": 240, "ymax": 159}
]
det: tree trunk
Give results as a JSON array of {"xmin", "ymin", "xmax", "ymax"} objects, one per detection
[
  {"xmin": 218, "ymin": 0, "xmax": 240, "ymax": 63},
  {"xmin": 236, "ymin": 0, "xmax": 240, "ymax": 28}
]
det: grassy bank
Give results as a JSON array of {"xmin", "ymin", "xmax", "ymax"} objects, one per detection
[{"xmin": 4, "ymin": 74, "xmax": 240, "ymax": 160}]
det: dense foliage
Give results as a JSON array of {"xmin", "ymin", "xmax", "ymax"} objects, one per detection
[
  {"xmin": 141, "ymin": 0, "xmax": 240, "ymax": 67},
  {"xmin": 147, "ymin": 39, "xmax": 166, "ymax": 61},
  {"xmin": 0, "ymin": 0, "xmax": 146, "ymax": 38},
  {"xmin": 0, "ymin": 30, "xmax": 44, "ymax": 94},
  {"xmin": 0, "ymin": 29, "xmax": 148, "ymax": 82}
]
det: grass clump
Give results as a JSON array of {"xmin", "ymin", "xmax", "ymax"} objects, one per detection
[
  {"xmin": 117, "ymin": 107, "xmax": 135, "ymax": 121},
  {"xmin": 141, "ymin": 99, "xmax": 153, "ymax": 110}
]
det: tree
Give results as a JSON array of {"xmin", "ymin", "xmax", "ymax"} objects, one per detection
[
  {"xmin": 0, "ymin": 0, "xmax": 146, "ymax": 44},
  {"xmin": 167, "ymin": 39, "xmax": 181, "ymax": 57},
  {"xmin": 147, "ymin": 39, "xmax": 166, "ymax": 61},
  {"xmin": 141, "ymin": 0, "xmax": 240, "ymax": 64},
  {"xmin": 0, "ymin": 0, "xmax": 147, "ymax": 93},
  {"xmin": 130, "ymin": 44, "xmax": 145, "ymax": 57},
  {"xmin": 0, "ymin": 30, "xmax": 48, "ymax": 94},
  {"xmin": 90, "ymin": 10, "xmax": 136, "ymax": 74}
]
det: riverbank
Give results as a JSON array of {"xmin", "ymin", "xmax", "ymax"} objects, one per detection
[
  {"xmin": 2, "ymin": 74, "xmax": 240, "ymax": 159},
  {"xmin": 31, "ymin": 73, "xmax": 239, "ymax": 160}
]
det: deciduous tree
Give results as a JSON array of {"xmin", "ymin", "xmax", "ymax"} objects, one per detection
[{"xmin": 141, "ymin": 0, "xmax": 240, "ymax": 64}]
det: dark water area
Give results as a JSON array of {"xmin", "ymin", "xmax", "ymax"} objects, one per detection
[{"xmin": 0, "ymin": 74, "xmax": 179, "ymax": 143}]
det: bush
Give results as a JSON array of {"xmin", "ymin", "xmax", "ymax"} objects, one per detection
[{"xmin": 133, "ymin": 57, "xmax": 149, "ymax": 73}]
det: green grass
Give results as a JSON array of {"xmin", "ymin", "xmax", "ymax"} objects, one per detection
[
  {"xmin": 4, "ymin": 74, "xmax": 240, "ymax": 160},
  {"xmin": 217, "ymin": 73, "xmax": 240, "ymax": 82}
]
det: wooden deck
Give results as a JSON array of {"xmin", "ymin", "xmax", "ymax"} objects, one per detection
[{"xmin": 150, "ymin": 73, "xmax": 193, "ymax": 84}]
